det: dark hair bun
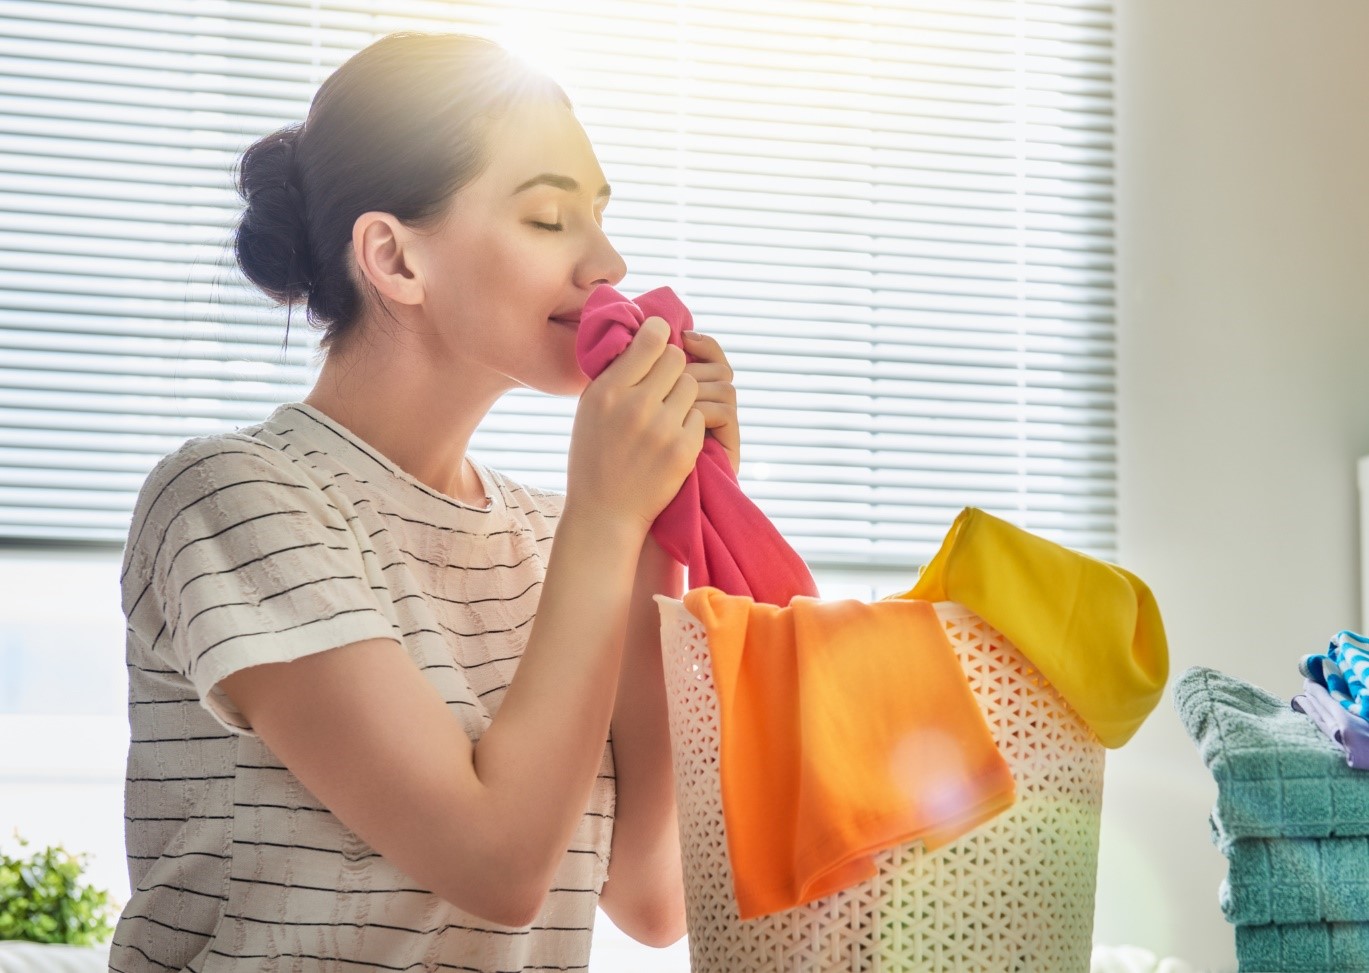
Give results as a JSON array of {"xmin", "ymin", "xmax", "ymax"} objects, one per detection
[
  {"xmin": 229, "ymin": 33, "xmax": 571, "ymax": 347},
  {"xmin": 234, "ymin": 124, "xmax": 313, "ymax": 306}
]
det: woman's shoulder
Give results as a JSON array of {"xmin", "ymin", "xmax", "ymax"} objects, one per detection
[
  {"xmin": 139, "ymin": 427, "xmax": 302, "ymax": 501},
  {"xmin": 123, "ymin": 427, "xmax": 321, "ymax": 572},
  {"xmin": 139, "ymin": 403, "xmax": 327, "ymax": 490}
]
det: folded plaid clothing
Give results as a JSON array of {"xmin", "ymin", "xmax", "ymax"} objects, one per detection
[
  {"xmin": 1234, "ymin": 921, "xmax": 1369, "ymax": 973},
  {"xmin": 1174, "ymin": 667, "xmax": 1369, "ymax": 842},
  {"xmin": 1219, "ymin": 835, "xmax": 1369, "ymax": 924}
]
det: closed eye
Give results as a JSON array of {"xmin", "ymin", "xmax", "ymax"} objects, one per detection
[{"xmin": 531, "ymin": 220, "xmax": 563, "ymax": 232}]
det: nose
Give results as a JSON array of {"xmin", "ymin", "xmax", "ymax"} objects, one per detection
[{"xmin": 581, "ymin": 221, "xmax": 627, "ymax": 290}]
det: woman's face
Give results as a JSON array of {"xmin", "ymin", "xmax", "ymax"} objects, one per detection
[{"xmin": 412, "ymin": 99, "xmax": 627, "ymax": 396}]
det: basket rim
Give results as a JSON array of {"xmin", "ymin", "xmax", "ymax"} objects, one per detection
[{"xmin": 653, "ymin": 593, "xmax": 982, "ymax": 624}]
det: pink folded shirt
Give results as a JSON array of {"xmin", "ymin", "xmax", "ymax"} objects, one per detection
[{"xmin": 575, "ymin": 284, "xmax": 817, "ymax": 606}]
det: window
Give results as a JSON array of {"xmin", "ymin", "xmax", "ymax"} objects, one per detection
[{"xmin": 0, "ymin": 0, "xmax": 1116, "ymax": 565}]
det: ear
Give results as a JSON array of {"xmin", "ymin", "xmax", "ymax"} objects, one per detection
[{"xmin": 351, "ymin": 211, "xmax": 424, "ymax": 307}]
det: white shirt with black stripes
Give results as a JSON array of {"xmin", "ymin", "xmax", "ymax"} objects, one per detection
[{"xmin": 112, "ymin": 402, "xmax": 615, "ymax": 973}]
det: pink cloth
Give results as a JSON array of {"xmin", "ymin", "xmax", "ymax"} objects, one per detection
[{"xmin": 576, "ymin": 284, "xmax": 818, "ymax": 606}]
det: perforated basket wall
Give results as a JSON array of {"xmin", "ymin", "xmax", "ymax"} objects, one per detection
[{"xmin": 656, "ymin": 597, "xmax": 1105, "ymax": 973}]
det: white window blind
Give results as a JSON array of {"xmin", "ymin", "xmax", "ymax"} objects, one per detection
[{"xmin": 0, "ymin": 0, "xmax": 1116, "ymax": 568}]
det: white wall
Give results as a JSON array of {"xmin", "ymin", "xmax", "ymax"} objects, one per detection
[
  {"xmin": 8, "ymin": 7, "xmax": 1369, "ymax": 969},
  {"xmin": 1100, "ymin": 1, "xmax": 1369, "ymax": 969}
]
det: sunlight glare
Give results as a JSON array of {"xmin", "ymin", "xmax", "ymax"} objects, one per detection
[{"xmin": 485, "ymin": 2, "xmax": 632, "ymax": 83}]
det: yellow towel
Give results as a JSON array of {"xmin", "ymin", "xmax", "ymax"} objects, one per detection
[
  {"xmin": 893, "ymin": 507, "xmax": 1168, "ymax": 748},
  {"xmin": 683, "ymin": 587, "xmax": 1016, "ymax": 920}
]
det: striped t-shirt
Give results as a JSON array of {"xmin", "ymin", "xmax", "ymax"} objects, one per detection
[{"xmin": 112, "ymin": 402, "xmax": 616, "ymax": 973}]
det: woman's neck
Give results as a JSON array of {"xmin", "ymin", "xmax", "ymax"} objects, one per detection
[{"xmin": 303, "ymin": 326, "xmax": 513, "ymax": 504}]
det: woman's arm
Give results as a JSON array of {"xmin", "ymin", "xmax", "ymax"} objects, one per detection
[
  {"xmin": 219, "ymin": 320, "xmax": 705, "ymax": 928},
  {"xmin": 218, "ymin": 501, "xmax": 646, "ymax": 926},
  {"xmin": 598, "ymin": 328, "xmax": 738, "ymax": 945},
  {"xmin": 596, "ymin": 532, "xmax": 688, "ymax": 946}
]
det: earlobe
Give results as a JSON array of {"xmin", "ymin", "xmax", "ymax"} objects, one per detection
[{"xmin": 352, "ymin": 211, "xmax": 424, "ymax": 307}]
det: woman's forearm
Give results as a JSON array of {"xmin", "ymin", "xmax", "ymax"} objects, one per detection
[
  {"xmin": 471, "ymin": 501, "xmax": 647, "ymax": 904},
  {"xmin": 598, "ymin": 533, "xmax": 688, "ymax": 945}
]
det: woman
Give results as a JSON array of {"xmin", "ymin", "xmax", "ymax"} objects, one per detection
[{"xmin": 113, "ymin": 31, "xmax": 740, "ymax": 971}]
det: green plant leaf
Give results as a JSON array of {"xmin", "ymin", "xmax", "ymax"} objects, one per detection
[{"xmin": 0, "ymin": 835, "xmax": 116, "ymax": 944}]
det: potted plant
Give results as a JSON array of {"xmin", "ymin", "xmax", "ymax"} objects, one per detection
[{"xmin": 0, "ymin": 833, "xmax": 116, "ymax": 960}]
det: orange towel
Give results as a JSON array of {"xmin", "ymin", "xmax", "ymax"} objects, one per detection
[{"xmin": 683, "ymin": 587, "xmax": 1016, "ymax": 920}]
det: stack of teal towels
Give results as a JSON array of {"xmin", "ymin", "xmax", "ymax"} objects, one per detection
[{"xmin": 1175, "ymin": 666, "xmax": 1369, "ymax": 972}]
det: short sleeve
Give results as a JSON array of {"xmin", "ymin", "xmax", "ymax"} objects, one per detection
[{"xmin": 127, "ymin": 438, "xmax": 401, "ymax": 735}]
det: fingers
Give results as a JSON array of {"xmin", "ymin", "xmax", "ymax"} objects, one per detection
[
  {"xmin": 595, "ymin": 315, "xmax": 696, "ymax": 411},
  {"xmin": 684, "ymin": 361, "xmax": 734, "ymax": 384},
  {"xmin": 589, "ymin": 317, "xmax": 723, "ymax": 434},
  {"xmin": 682, "ymin": 330, "xmax": 730, "ymax": 369},
  {"xmin": 683, "ymin": 406, "xmax": 707, "ymax": 450},
  {"xmin": 660, "ymin": 368, "xmax": 699, "ymax": 426},
  {"xmin": 597, "ymin": 317, "xmax": 673, "ymax": 387},
  {"xmin": 690, "ymin": 400, "xmax": 735, "ymax": 430},
  {"xmin": 685, "ymin": 363, "xmax": 737, "ymax": 406},
  {"xmin": 683, "ymin": 333, "xmax": 735, "ymax": 406}
]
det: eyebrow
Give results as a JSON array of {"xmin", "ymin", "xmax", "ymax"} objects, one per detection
[{"xmin": 512, "ymin": 173, "xmax": 612, "ymax": 200}]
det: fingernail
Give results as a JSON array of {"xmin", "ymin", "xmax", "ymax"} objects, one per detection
[{"xmin": 684, "ymin": 330, "xmax": 702, "ymax": 339}]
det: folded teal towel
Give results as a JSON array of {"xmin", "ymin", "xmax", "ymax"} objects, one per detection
[
  {"xmin": 1174, "ymin": 666, "xmax": 1369, "ymax": 842},
  {"xmin": 1220, "ymin": 835, "xmax": 1369, "ymax": 924},
  {"xmin": 1234, "ymin": 921, "xmax": 1369, "ymax": 972}
]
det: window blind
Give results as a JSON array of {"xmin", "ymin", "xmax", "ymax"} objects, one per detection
[{"xmin": 0, "ymin": 0, "xmax": 1116, "ymax": 568}]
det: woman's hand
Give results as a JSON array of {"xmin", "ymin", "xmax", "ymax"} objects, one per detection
[
  {"xmin": 568, "ymin": 317, "xmax": 705, "ymax": 536},
  {"xmin": 682, "ymin": 331, "xmax": 741, "ymax": 476}
]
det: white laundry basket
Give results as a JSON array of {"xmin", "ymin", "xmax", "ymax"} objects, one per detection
[{"xmin": 656, "ymin": 596, "xmax": 1106, "ymax": 973}]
